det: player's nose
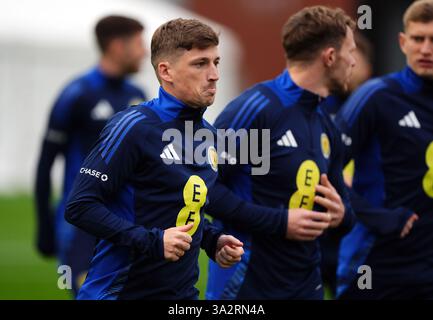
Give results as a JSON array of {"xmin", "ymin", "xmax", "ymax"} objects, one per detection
[{"xmin": 208, "ymin": 64, "xmax": 219, "ymax": 82}]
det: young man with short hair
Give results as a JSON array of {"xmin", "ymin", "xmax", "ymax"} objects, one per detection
[
  {"xmin": 206, "ymin": 6, "xmax": 357, "ymax": 299},
  {"xmin": 336, "ymin": 0, "xmax": 433, "ymax": 299},
  {"xmin": 65, "ymin": 18, "xmax": 245, "ymax": 300}
]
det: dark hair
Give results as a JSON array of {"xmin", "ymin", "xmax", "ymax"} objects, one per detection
[
  {"xmin": 151, "ymin": 18, "xmax": 219, "ymax": 70},
  {"xmin": 403, "ymin": 0, "xmax": 433, "ymax": 30},
  {"xmin": 95, "ymin": 15, "xmax": 144, "ymax": 53},
  {"xmin": 282, "ymin": 6, "xmax": 356, "ymax": 63}
]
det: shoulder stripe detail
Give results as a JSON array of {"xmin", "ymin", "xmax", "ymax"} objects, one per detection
[
  {"xmin": 100, "ymin": 110, "xmax": 140, "ymax": 158},
  {"xmin": 243, "ymin": 98, "xmax": 270, "ymax": 129},
  {"xmin": 341, "ymin": 79, "xmax": 387, "ymax": 127},
  {"xmin": 235, "ymin": 95, "xmax": 266, "ymax": 129},
  {"xmin": 103, "ymin": 115, "xmax": 146, "ymax": 164},
  {"xmin": 229, "ymin": 91, "xmax": 261, "ymax": 129},
  {"xmin": 231, "ymin": 92, "xmax": 269, "ymax": 130}
]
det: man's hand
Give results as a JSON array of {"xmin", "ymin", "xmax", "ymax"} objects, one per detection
[
  {"xmin": 36, "ymin": 218, "xmax": 56, "ymax": 257},
  {"xmin": 215, "ymin": 235, "xmax": 244, "ymax": 268},
  {"xmin": 400, "ymin": 213, "xmax": 419, "ymax": 238},
  {"xmin": 314, "ymin": 174, "xmax": 345, "ymax": 228},
  {"xmin": 287, "ymin": 208, "xmax": 331, "ymax": 241},
  {"xmin": 163, "ymin": 224, "xmax": 193, "ymax": 262}
]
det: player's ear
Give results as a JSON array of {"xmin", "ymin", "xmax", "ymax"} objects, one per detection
[
  {"xmin": 158, "ymin": 61, "xmax": 173, "ymax": 83},
  {"xmin": 322, "ymin": 47, "xmax": 336, "ymax": 67},
  {"xmin": 399, "ymin": 32, "xmax": 407, "ymax": 55},
  {"xmin": 106, "ymin": 38, "xmax": 123, "ymax": 57}
]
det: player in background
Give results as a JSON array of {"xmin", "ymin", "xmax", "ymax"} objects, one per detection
[
  {"xmin": 34, "ymin": 15, "xmax": 147, "ymax": 295},
  {"xmin": 206, "ymin": 6, "xmax": 357, "ymax": 300},
  {"xmin": 336, "ymin": 0, "xmax": 433, "ymax": 299},
  {"xmin": 319, "ymin": 31, "xmax": 374, "ymax": 297}
]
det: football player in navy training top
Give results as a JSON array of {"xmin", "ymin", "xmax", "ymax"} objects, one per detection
[
  {"xmin": 319, "ymin": 31, "xmax": 374, "ymax": 297},
  {"xmin": 64, "ymin": 18, "xmax": 249, "ymax": 300},
  {"xmin": 35, "ymin": 15, "xmax": 147, "ymax": 295},
  {"xmin": 336, "ymin": 0, "xmax": 433, "ymax": 299},
  {"xmin": 206, "ymin": 6, "xmax": 357, "ymax": 300}
]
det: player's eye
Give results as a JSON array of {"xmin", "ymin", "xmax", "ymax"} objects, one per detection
[
  {"xmin": 194, "ymin": 61, "xmax": 206, "ymax": 68},
  {"xmin": 412, "ymin": 36, "xmax": 424, "ymax": 43}
]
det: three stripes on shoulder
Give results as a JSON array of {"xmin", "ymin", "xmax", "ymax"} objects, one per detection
[{"xmin": 99, "ymin": 110, "xmax": 146, "ymax": 163}]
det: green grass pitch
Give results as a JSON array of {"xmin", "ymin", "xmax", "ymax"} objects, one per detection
[
  {"xmin": 0, "ymin": 194, "xmax": 209, "ymax": 300},
  {"xmin": 0, "ymin": 194, "xmax": 332, "ymax": 300}
]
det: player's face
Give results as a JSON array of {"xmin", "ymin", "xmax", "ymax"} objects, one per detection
[
  {"xmin": 400, "ymin": 21, "xmax": 433, "ymax": 80},
  {"xmin": 347, "ymin": 49, "xmax": 372, "ymax": 93},
  {"xmin": 327, "ymin": 27, "xmax": 357, "ymax": 95},
  {"xmin": 167, "ymin": 46, "xmax": 220, "ymax": 108},
  {"xmin": 121, "ymin": 31, "xmax": 146, "ymax": 74}
]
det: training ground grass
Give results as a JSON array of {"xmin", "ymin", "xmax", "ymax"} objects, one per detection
[
  {"xmin": 0, "ymin": 194, "xmax": 209, "ymax": 300},
  {"xmin": 0, "ymin": 194, "xmax": 331, "ymax": 300}
]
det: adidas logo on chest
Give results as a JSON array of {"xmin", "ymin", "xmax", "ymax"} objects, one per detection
[
  {"xmin": 399, "ymin": 111, "xmax": 421, "ymax": 128},
  {"xmin": 277, "ymin": 130, "xmax": 298, "ymax": 147},
  {"xmin": 160, "ymin": 143, "xmax": 181, "ymax": 160}
]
